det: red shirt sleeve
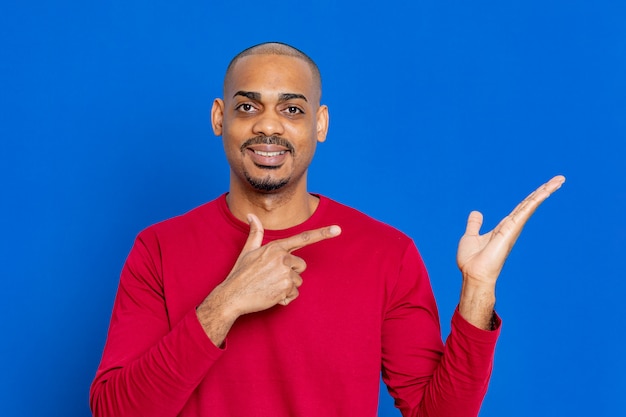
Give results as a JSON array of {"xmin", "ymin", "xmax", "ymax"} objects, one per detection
[
  {"xmin": 381, "ymin": 242, "xmax": 501, "ymax": 417},
  {"xmin": 89, "ymin": 230, "xmax": 224, "ymax": 417}
]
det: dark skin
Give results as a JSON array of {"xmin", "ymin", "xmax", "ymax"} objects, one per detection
[
  {"xmin": 196, "ymin": 52, "xmax": 566, "ymax": 347},
  {"xmin": 197, "ymin": 54, "xmax": 334, "ymax": 346},
  {"xmin": 212, "ymin": 54, "xmax": 328, "ymax": 230}
]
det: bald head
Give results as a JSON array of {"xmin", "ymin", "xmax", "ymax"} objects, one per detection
[{"xmin": 224, "ymin": 42, "xmax": 322, "ymax": 101}]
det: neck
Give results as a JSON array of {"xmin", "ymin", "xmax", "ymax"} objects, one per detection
[{"xmin": 226, "ymin": 180, "xmax": 319, "ymax": 230}]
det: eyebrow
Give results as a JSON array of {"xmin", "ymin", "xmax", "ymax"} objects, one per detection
[
  {"xmin": 279, "ymin": 93, "xmax": 308, "ymax": 103},
  {"xmin": 233, "ymin": 91, "xmax": 308, "ymax": 103}
]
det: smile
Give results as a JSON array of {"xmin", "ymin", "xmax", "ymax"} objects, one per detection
[
  {"xmin": 245, "ymin": 146, "xmax": 290, "ymax": 168},
  {"xmin": 254, "ymin": 150, "xmax": 287, "ymax": 157}
]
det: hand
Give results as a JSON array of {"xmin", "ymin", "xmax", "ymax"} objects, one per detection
[
  {"xmin": 221, "ymin": 214, "xmax": 341, "ymax": 314},
  {"xmin": 196, "ymin": 214, "xmax": 341, "ymax": 346},
  {"xmin": 457, "ymin": 175, "xmax": 565, "ymax": 285},
  {"xmin": 457, "ymin": 175, "xmax": 565, "ymax": 328}
]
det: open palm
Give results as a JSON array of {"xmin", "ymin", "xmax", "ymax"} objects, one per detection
[{"xmin": 457, "ymin": 176, "xmax": 566, "ymax": 286}]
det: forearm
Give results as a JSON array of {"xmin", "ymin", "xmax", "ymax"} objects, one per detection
[
  {"xmin": 90, "ymin": 310, "xmax": 222, "ymax": 417},
  {"xmin": 416, "ymin": 309, "xmax": 501, "ymax": 417},
  {"xmin": 458, "ymin": 278, "xmax": 496, "ymax": 330}
]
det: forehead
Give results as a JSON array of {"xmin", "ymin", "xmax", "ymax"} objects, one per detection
[{"xmin": 225, "ymin": 54, "xmax": 317, "ymax": 101}]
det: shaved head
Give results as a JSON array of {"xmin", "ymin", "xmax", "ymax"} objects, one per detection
[{"xmin": 224, "ymin": 42, "xmax": 322, "ymax": 101}]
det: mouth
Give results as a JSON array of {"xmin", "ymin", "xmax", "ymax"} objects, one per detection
[
  {"xmin": 252, "ymin": 149, "xmax": 288, "ymax": 157},
  {"xmin": 245, "ymin": 145, "xmax": 290, "ymax": 168},
  {"xmin": 241, "ymin": 136, "xmax": 294, "ymax": 168}
]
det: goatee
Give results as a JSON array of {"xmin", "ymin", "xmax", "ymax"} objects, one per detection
[
  {"xmin": 244, "ymin": 173, "xmax": 291, "ymax": 192},
  {"xmin": 241, "ymin": 135, "xmax": 294, "ymax": 192}
]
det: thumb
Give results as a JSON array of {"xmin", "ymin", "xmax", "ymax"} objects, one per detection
[
  {"xmin": 464, "ymin": 211, "xmax": 484, "ymax": 236},
  {"xmin": 241, "ymin": 213, "xmax": 264, "ymax": 253}
]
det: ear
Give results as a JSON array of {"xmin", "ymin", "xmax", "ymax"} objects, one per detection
[
  {"xmin": 211, "ymin": 98, "xmax": 225, "ymax": 136},
  {"xmin": 316, "ymin": 105, "xmax": 329, "ymax": 143}
]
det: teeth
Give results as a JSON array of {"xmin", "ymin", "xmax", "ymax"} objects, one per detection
[{"xmin": 254, "ymin": 150, "xmax": 286, "ymax": 157}]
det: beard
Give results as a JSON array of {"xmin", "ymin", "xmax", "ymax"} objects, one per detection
[
  {"xmin": 244, "ymin": 173, "xmax": 291, "ymax": 192},
  {"xmin": 244, "ymin": 171, "xmax": 291, "ymax": 192},
  {"xmin": 240, "ymin": 135, "xmax": 295, "ymax": 192}
]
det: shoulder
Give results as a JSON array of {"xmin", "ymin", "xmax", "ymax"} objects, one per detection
[
  {"xmin": 318, "ymin": 195, "xmax": 413, "ymax": 250},
  {"xmin": 137, "ymin": 195, "xmax": 224, "ymax": 241},
  {"xmin": 313, "ymin": 196, "xmax": 428, "ymax": 291}
]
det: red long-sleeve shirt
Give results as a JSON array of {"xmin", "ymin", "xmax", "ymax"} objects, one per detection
[{"xmin": 90, "ymin": 194, "xmax": 500, "ymax": 416}]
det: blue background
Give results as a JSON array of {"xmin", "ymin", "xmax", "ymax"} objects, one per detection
[{"xmin": 2, "ymin": 1, "xmax": 624, "ymax": 416}]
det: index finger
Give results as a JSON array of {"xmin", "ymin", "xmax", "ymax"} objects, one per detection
[{"xmin": 276, "ymin": 225, "xmax": 342, "ymax": 253}]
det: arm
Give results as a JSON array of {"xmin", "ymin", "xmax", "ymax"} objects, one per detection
[
  {"xmin": 90, "ymin": 215, "xmax": 341, "ymax": 417},
  {"xmin": 89, "ymin": 231, "xmax": 224, "ymax": 417},
  {"xmin": 383, "ymin": 176, "xmax": 565, "ymax": 416},
  {"xmin": 382, "ymin": 244, "xmax": 498, "ymax": 417}
]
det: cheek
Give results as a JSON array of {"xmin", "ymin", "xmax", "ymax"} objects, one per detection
[
  {"xmin": 221, "ymin": 136, "xmax": 243, "ymax": 166},
  {"xmin": 285, "ymin": 123, "xmax": 318, "ymax": 147},
  {"xmin": 221, "ymin": 124, "xmax": 248, "ymax": 150},
  {"xmin": 293, "ymin": 140, "xmax": 318, "ymax": 168}
]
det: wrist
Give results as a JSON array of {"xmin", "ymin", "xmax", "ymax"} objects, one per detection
[
  {"xmin": 196, "ymin": 286, "xmax": 239, "ymax": 347},
  {"xmin": 459, "ymin": 278, "xmax": 496, "ymax": 330}
]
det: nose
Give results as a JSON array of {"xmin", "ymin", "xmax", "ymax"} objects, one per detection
[{"xmin": 252, "ymin": 109, "xmax": 285, "ymax": 137}]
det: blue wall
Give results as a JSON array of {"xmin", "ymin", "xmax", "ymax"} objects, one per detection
[{"xmin": 2, "ymin": 1, "xmax": 624, "ymax": 416}]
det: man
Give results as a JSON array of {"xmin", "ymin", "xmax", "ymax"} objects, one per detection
[{"xmin": 90, "ymin": 42, "xmax": 565, "ymax": 417}]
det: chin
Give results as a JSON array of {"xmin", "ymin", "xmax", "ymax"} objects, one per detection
[{"xmin": 245, "ymin": 174, "xmax": 291, "ymax": 193}]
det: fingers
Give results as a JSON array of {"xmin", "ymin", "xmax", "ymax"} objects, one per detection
[
  {"xmin": 545, "ymin": 175, "xmax": 566, "ymax": 192},
  {"xmin": 463, "ymin": 175, "xmax": 565, "ymax": 242},
  {"xmin": 276, "ymin": 225, "xmax": 342, "ymax": 253},
  {"xmin": 287, "ymin": 255, "xmax": 307, "ymax": 274},
  {"xmin": 233, "ymin": 215, "xmax": 340, "ymax": 311},
  {"xmin": 243, "ymin": 215, "xmax": 341, "ymax": 254},
  {"xmin": 277, "ymin": 267, "xmax": 303, "ymax": 306},
  {"xmin": 508, "ymin": 175, "xmax": 566, "ymax": 226},
  {"xmin": 241, "ymin": 213, "xmax": 264, "ymax": 253},
  {"xmin": 280, "ymin": 289, "xmax": 299, "ymax": 306}
]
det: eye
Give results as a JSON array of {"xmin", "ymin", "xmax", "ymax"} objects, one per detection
[
  {"xmin": 235, "ymin": 103, "xmax": 257, "ymax": 113},
  {"xmin": 285, "ymin": 106, "xmax": 304, "ymax": 115}
]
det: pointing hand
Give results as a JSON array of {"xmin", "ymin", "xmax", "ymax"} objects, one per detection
[
  {"xmin": 196, "ymin": 214, "xmax": 341, "ymax": 346},
  {"xmin": 224, "ymin": 214, "xmax": 342, "ymax": 314}
]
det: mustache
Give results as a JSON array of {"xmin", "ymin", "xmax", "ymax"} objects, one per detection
[{"xmin": 240, "ymin": 136, "xmax": 295, "ymax": 154}]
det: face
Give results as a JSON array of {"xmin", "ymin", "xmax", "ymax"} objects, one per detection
[{"xmin": 212, "ymin": 54, "xmax": 328, "ymax": 195}]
